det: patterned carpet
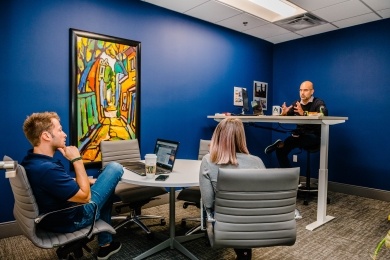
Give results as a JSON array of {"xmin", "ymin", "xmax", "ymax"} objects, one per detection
[{"xmin": 1, "ymin": 191, "xmax": 390, "ymax": 260}]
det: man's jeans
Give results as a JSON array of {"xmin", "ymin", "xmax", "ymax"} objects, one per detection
[
  {"xmin": 276, "ymin": 134, "xmax": 320, "ymax": 168},
  {"xmin": 73, "ymin": 162, "xmax": 123, "ymax": 246}
]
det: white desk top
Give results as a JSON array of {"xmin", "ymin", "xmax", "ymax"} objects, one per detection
[
  {"xmin": 121, "ymin": 159, "xmax": 201, "ymax": 188},
  {"xmin": 208, "ymin": 115, "xmax": 348, "ymax": 125}
]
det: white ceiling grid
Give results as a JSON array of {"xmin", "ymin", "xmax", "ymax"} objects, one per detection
[{"xmin": 142, "ymin": 0, "xmax": 390, "ymax": 44}]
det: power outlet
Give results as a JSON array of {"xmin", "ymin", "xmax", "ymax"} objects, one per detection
[{"xmin": 293, "ymin": 155, "xmax": 298, "ymax": 162}]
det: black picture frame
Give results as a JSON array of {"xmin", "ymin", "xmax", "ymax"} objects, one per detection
[
  {"xmin": 253, "ymin": 81, "xmax": 268, "ymax": 111},
  {"xmin": 70, "ymin": 28, "xmax": 141, "ymax": 168}
]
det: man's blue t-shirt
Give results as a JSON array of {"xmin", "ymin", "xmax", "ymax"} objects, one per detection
[{"xmin": 21, "ymin": 150, "xmax": 83, "ymax": 232}]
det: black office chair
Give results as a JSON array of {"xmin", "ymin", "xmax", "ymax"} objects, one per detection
[
  {"xmin": 177, "ymin": 187, "xmax": 202, "ymax": 235},
  {"xmin": 100, "ymin": 139, "xmax": 167, "ymax": 237},
  {"xmin": 3, "ymin": 155, "xmax": 116, "ymax": 259},
  {"xmin": 177, "ymin": 139, "xmax": 210, "ymax": 235}
]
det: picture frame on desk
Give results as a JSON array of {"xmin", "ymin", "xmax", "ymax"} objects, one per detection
[
  {"xmin": 70, "ymin": 28, "xmax": 141, "ymax": 168},
  {"xmin": 253, "ymin": 81, "xmax": 268, "ymax": 111}
]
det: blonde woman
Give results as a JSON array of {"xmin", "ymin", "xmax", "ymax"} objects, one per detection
[{"xmin": 199, "ymin": 118, "xmax": 265, "ymax": 260}]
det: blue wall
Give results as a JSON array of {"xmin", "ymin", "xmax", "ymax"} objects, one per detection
[
  {"xmin": 272, "ymin": 18, "xmax": 390, "ymax": 190},
  {"xmin": 0, "ymin": 0, "xmax": 272, "ymax": 222}
]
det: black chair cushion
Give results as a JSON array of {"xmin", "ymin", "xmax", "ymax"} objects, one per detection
[{"xmin": 177, "ymin": 187, "xmax": 201, "ymax": 203}]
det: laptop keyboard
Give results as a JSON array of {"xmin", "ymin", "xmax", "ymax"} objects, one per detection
[
  {"xmin": 156, "ymin": 167, "xmax": 168, "ymax": 174},
  {"xmin": 123, "ymin": 161, "xmax": 169, "ymax": 176}
]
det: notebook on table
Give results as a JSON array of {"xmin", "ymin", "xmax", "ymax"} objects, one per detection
[{"xmin": 123, "ymin": 139, "xmax": 180, "ymax": 176}]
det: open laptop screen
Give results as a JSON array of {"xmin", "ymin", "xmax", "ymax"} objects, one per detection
[{"xmin": 154, "ymin": 139, "xmax": 179, "ymax": 170}]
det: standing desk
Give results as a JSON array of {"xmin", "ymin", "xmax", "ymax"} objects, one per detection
[
  {"xmin": 121, "ymin": 159, "xmax": 203, "ymax": 260},
  {"xmin": 208, "ymin": 115, "xmax": 348, "ymax": 231}
]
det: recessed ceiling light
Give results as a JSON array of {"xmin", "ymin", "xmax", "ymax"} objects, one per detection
[
  {"xmin": 249, "ymin": 0, "xmax": 296, "ymax": 17},
  {"xmin": 216, "ymin": 0, "xmax": 306, "ymax": 22}
]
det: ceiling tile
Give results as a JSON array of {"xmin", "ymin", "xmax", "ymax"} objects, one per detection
[
  {"xmin": 265, "ymin": 32, "xmax": 303, "ymax": 44},
  {"xmin": 377, "ymin": 9, "xmax": 390, "ymax": 19},
  {"xmin": 142, "ymin": 0, "xmax": 389, "ymax": 44},
  {"xmin": 287, "ymin": 0, "xmax": 349, "ymax": 12},
  {"xmin": 333, "ymin": 12, "xmax": 381, "ymax": 28},
  {"xmin": 217, "ymin": 13, "xmax": 268, "ymax": 32},
  {"xmin": 296, "ymin": 23, "xmax": 338, "ymax": 37},
  {"xmin": 243, "ymin": 23, "xmax": 291, "ymax": 39},
  {"xmin": 312, "ymin": 0, "xmax": 372, "ymax": 22},
  {"xmin": 184, "ymin": 1, "xmax": 242, "ymax": 23},
  {"xmin": 361, "ymin": 0, "xmax": 390, "ymax": 11},
  {"xmin": 142, "ymin": 0, "xmax": 209, "ymax": 13}
]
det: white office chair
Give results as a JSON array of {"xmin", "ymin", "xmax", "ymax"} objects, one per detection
[
  {"xmin": 4, "ymin": 155, "xmax": 116, "ymax": 259},
  {"xmin": 205, "ymin": 167, "xmax": 299, "ymax": 250}
]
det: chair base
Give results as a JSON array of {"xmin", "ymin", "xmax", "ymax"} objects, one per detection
[
  {"xmin": 298, "ymin": 182, "xmax": 318, "ymax": 205},
  {"xmin": 185, "ymin": 225, "xmax": 202, "ymax": 236},
  {"xmin": 112, "ymin": 214, "xmax": 166, "ymax": 235},
  {"xmin": 298, "ymin": 183, "xmax": 330, "ymax": 206},
  {"xmin": 181, "ymin": 217, "xmax": 200, "ymax": 226},
  {"xmin": 56, "ymin": 236, "xmax": 94, "ymax": 259},
  {"xmin": 299, "ymin": 146, "xmax": 321, "ymax": 206},
  {"xmin": 181, "ymin": 217, "xmax": 205, "ymax": 235}
]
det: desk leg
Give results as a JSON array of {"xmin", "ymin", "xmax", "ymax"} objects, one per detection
[
  {"xmin": 169, "ymin": 187, "xmax": 175, "ymax": 249},
  {"xmin": 306, "ymin": 124, "xmax": 335, "ymax": 231},
  {"xmin": 133, "ymin": 187, "xmax": 202, "ymax": 260}
]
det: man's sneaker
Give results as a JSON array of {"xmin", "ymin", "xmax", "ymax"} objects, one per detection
[
  {"xmin": 97, "ymin": 241, "xmax": 121, "ymax": 260},
  {"xmin": 264, "ymin": 139, "xmax": 282, "ymax": 154}
]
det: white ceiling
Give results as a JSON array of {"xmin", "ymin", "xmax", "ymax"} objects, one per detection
[{"xmin": 141, "ymin": 0, "xmax": 390, "ymax": 44}]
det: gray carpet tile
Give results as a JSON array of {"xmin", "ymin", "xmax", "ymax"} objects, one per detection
[{"xmin": 1, "ymin": 191, "xmax": 390, "ymax": 260}]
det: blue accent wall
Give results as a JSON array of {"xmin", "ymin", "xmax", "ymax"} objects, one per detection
[
  {"xmin": 272, "ymin": 18, "xmax": 390, "ymax": 190},
  {"xmin": 0, "ymin": 0, "xmax": 272, "ymax": 222}
]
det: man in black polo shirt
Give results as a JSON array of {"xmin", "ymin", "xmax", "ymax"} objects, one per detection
[{"xmin": 264, "ymin": 81, "xmax": 328, "ymax": 168}]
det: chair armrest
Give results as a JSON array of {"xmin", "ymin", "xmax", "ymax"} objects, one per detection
[
  {"xmin": 35, "ymin": 203, "xmax": 90, "ymax": 223},
  {"xmin": 35, "ymin": 201, "xmax": 98, "ymax": 239}
]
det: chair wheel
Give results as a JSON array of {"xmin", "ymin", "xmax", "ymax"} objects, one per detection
[
  {"xmin": 183, "ymin": 204, "xmax": 188, "ymax": 209},
  {"xmin": 303, "ymin": 200, "xmax": 309, "ymax": 206},
  {"xmin": 161, "ymin": 219, "xmax": 166, "ymax": 226},
  {"xmin": 73, "ymin": 246, "xmax": 84, "ymax": 258},
  {"xmin": 181, "ymin": 220, "xmax": 186, "ymax": 227}
]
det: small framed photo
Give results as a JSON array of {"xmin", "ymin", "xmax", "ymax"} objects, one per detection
[{"xmin": 253, "ymin": 81, "xmax": 268, "ymax": 111}]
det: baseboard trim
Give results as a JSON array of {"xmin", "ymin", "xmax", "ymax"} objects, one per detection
[
  {"xmin": 0, "ymin": 221, "xmax": 21, "ymax": 239},
  {"xmin": 328, "ymin": 181, "xmax": 390, "ymax": 202},
  {"xmin": 300, "ymin": 177, "xmax": 390, "ymax": 202}
]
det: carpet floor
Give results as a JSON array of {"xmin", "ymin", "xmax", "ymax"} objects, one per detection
[{"xmin": 1, "ymin": 191, "xmax": 390, "ymax": 260}]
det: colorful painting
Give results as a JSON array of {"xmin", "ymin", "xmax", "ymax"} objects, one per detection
[{"xmin": 70, "ymin": 29, "xmax": 140, "ymax": 167}]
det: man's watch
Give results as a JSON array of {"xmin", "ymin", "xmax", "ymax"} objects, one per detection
[{"xmin": 71, "ymin": 156, "xmax": 82, "ymax": 163}]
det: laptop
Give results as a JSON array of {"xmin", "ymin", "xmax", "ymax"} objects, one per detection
[{"xmin": 123, "ymin": 139, "xmax": 180, "ymax": 176}]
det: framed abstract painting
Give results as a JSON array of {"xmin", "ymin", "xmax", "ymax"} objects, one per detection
[{"xmin": 70, "ymin": 28, "xmax": 141, "ymax": 167}]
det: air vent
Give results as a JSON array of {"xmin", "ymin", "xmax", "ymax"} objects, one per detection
[{"xmin": 274, "ymin": 13, "xmax": 327, "ymax": 32}]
